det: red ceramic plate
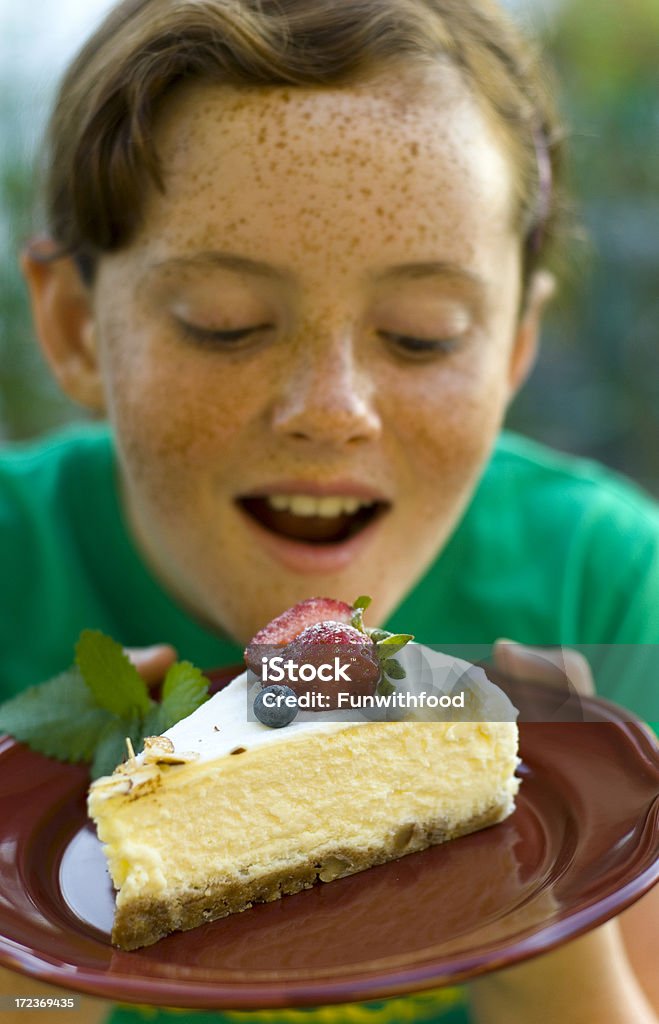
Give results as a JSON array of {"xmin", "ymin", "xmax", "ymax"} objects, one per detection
[{"xmin": 0, "ymin": 677, "xmax": 657, "ymax": 1010}]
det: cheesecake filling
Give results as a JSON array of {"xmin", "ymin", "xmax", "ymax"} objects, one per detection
[{"xmin": 91, "ymin": 719, "xmax": 519, "ymax": 905}]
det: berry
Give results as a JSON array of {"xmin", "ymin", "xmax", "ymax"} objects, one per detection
[
  {"xmin": 253, "ymin": 685, "xmax": 299, "ymax": 728},
  {"xmin": 245, "ymin": 597, "xmax": 353, "ymax": 674},
  {"xmin": 293, "ymin": 621, "xmax": 373, "ymax": 648},
  {"xmin": 282, "ymin": 620, "xmax": 381, "ymax": 709}
]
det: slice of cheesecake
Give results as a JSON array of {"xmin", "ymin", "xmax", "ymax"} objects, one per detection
[{"xmin": 88, "ymin": 647, "xmax": 520, "ymax": 950}]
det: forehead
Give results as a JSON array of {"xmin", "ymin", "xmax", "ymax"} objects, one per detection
[{"xmin": 135, "ymin": 68, "xmax": 516, "ymax": 274}]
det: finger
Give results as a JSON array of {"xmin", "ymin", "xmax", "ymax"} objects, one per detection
[
  {"xmin": 493, "ymin": 639, "xmax": 595, "ymax": 696},
  {"xmin": 126, "ymin": 644, "xmax": 178, "ymax": 686}
]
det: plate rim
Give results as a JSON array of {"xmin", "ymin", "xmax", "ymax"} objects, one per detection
[{"xmin": 0, "ymin": 683, "xmax": 658, "ymax": 1009}]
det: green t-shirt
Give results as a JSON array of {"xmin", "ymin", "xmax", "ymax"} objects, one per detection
[{"xmin": 1, "ymin": 424, "xmax": 658, "ymax": 1024}]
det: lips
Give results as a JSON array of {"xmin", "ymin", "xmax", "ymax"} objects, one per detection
[{"xmin": 236, "ymin": 485, "xmax": 391, "ymax": 545}]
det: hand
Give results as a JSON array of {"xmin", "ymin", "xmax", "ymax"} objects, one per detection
[
  {"xmin": 469, "ymin": 922, "xmax": 658, "ymax": 1024},
  {"xmin": 125, "ymin": 644, "xmax": 177, "ymax": 686},
  {"xmin": 493, "ymin": 639, "xmax": 595, "ymax": 696}
]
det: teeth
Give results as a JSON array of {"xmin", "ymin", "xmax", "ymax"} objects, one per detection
[
  {"xmin": 269, "ymin": 495, "xmax": 294, "ymax": 512},
  {"xmin": 266, "ymin": 495, "xmax": 375, "ymax": 518}
]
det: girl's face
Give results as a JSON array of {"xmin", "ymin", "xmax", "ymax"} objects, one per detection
[{"xmin": 85, "ymin": 68, "xmax": 538, "ymax": 642}]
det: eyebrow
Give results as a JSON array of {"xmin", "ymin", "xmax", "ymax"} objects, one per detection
[
  {"xmin": 152, "ymin": 252, "xmax": 485, "ymax": 290},
  {"xmin": 152, "ymin": 252, "xmax": 293, "ymax": 282},
  {"xmin": 373, "ymin": 261, "xmax": 487, "ymax": 290}
]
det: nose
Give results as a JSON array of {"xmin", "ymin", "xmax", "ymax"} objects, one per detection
[{"xmin": 270, "ymin": 326, "xmax": 382, "ymax": 446}]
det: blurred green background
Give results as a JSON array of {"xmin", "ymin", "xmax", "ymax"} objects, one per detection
[{"xmin": 1, "ymin": 0, "xmax": 658, "ymax": 494}]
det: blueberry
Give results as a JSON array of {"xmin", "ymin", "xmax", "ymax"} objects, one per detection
[{"xmin": 253, "ymin": 685, "xmax": 299, "ymax": 728}]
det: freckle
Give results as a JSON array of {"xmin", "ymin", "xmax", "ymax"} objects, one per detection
[{"xmin": 410, "ymin": 141, "xmax": 419, "ymax": 156}]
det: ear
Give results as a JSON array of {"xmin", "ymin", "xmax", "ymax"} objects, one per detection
[
  {"xmin": 507, "ymin": 269, "xmax": 556, "ymax": 398},
  {"xmin": 21, "ymin": 239, "xmax": 106, "ymax": 413}
]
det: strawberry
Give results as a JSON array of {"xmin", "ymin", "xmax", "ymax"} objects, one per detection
[
  {"xmin": 244, "ymin": 597, "xmax": 353, "ymax": 674},
  {"xmin": 278, "ymin": 621, "xmax": 381, "ymax": 709},
  {"xmin": 245, "ymin": 595, "xmax": 412, "ymax": 713}
]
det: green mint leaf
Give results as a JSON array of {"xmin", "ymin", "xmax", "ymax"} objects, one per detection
[
  {"xmin": 0, "ymin": 668, "xmax": 115, "ymax": 763},
  {"xmin": 91, "ymin": 714, "xmax": 143, "ymax": 780},
  {"xmin": 140, "ymin": 661, "xmax": 210, "ymax": 738},
  {"xmin": 76, "ymin": 630, "xmax": 152, "ymax": 718},
  {"xmin": 376, "ymin": 676, "xmax": 396, "ymax": 698},
  {"xmin": 141, "ymin": 703, "xmax": 168, "ymax": 740},
  {"xmin": 352, "ymin": 595, "xmax": 372, "ymax": 611},
  {"xmin": 0, "ymin": 634, "xmax": 213, "ymax": 778},
  {"xmin": 383, "ymin": 657, "xmax": 407, "ymax": 680},
  {"xmin": 159, "ymin": 661, "xmax": 210, "ymax": 730}
]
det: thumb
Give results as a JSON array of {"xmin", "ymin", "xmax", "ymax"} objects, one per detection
[
  {"xmin": 126, "ymin": 644, "xmax": 178, "ymax": 687},
  {"xmin": 493, "ymin": 639, "xmax": 595, "ymax": 697}
]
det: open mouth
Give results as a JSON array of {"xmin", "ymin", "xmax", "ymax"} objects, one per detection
[{"xmin": 238, "ymin": 494, "xmax": 390, "ymax": 545}]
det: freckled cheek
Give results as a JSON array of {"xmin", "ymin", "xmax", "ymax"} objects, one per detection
[
  {"xmin": 391, "ymin": 368, "xmax": 506, "ymax": 506},
  {"xmin": 101, "ymin": 341, "xmax": 254, "ymax": 489}
]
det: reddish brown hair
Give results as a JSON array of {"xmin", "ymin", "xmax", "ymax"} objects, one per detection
[{"xmin": 42, "ymin": 0, "xmax": 564, "ymax": 285}]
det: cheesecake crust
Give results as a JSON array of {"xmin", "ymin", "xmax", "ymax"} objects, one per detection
[{"xmin": 112, "ymin": 799, "xmax": 512, "ymax": 949}]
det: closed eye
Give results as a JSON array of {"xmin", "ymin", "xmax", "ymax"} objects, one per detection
[
  {"xmin": 378, "ymin": 331, "xmax": 461, "ymax": 357},
  {"xmin": 176, "ymin": 319, "xmax": 274, "ymax": 346}
]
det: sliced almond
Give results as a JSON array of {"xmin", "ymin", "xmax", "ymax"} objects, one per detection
[
  {"xmin": 90, "ymin": 775, "xmax": 132, "ymax": 798},
  {"xmin": 143, "ymin": 735, "xmax": 175, "ymax": 756},
  {"xmin": 318, "ymin": 856, "xmax": 352, "ymax": 882}
]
